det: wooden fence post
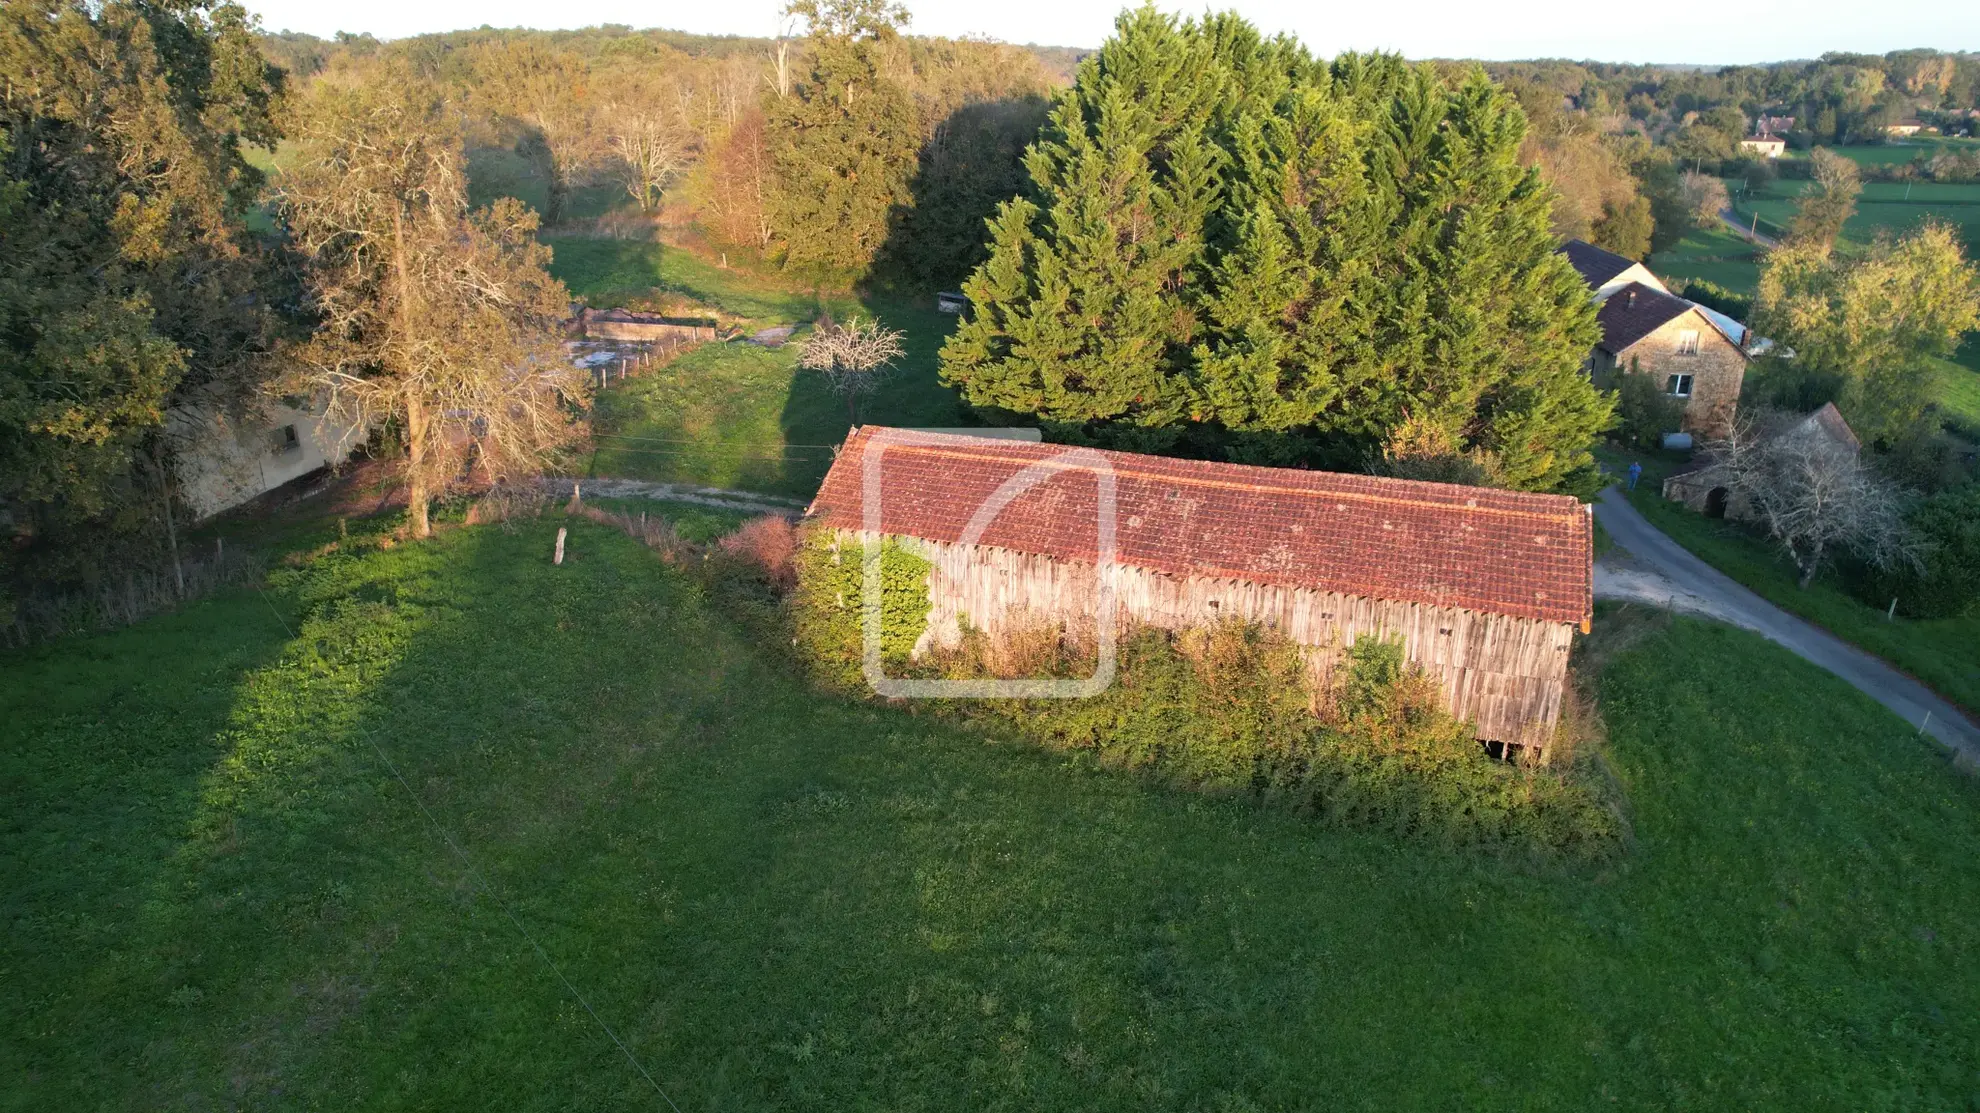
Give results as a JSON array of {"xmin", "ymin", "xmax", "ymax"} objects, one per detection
[{"xmin": 554, "ymin": 527, "xmax": 567, "ymax": 566}]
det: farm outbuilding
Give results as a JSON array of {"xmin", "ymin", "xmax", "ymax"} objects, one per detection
[
  {"xmin": 573, "ymin": 307, "xmax": 721, "ymax": 343},
  {"xmin": 807, "ymin": 428, "xmax": 1594, "ymax": 751}
]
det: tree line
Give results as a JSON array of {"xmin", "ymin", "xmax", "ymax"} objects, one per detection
[
  {"xmin": 5, "ymin": 0, "xmax": 1976, "ymax": 621},
  {"xmin": 259, "ymin": 4, "xmax": 1058, "ymax": 285}
]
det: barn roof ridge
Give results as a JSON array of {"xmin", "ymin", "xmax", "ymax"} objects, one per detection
[{"xmin": 853, "ymin": 438, "xmax": 1583, "ymax": 525}]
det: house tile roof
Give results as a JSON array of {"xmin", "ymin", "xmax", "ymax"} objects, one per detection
[
  {"xmin": 808, "ymin": 428, "xmax": 1593, "ymax": 626},
  {"xmin": 1594, "ymin": 282, "xmax": 1697, "ymax": 353},
  {"xmin": 1560, "ymin": 240, "xmax": 1642, "ymax": 290}
]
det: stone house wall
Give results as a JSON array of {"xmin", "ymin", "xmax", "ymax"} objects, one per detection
[{"xmin": 1606, "ymin": 311, "xmax": 1746, "ymax": 438}]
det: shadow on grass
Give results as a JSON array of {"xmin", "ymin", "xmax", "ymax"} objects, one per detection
[{"xmin": 9, "ymin": 522, "xmax": 1980, "ymax": 1107}]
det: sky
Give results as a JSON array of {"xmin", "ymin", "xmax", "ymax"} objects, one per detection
[{"xmin": 241, "ymin": 0, "xmax": 1979, "ymax": 66}]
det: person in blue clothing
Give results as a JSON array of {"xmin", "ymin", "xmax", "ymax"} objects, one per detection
[{"xmin": 1626, "ymin": 461, "xmax": 1642, "ymax": 490}]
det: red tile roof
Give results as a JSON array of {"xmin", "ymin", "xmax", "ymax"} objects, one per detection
[{"xmin": 808, "ymin": 428, "xmax": 1593, "ymax": 626}]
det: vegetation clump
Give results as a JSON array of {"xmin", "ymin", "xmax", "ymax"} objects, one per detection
[
  {"xmin": 788, "ymin": 529, "xmax": 1626, "ymax": 857},
  {"xmin": 940, "ymin": 9, "xmax": 1613, "ymax": 492}
]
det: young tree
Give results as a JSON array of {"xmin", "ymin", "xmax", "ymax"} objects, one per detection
[
  {"xmin": 1678, "ymin": 170, "xmax": 1730, "ymax": 228},
  {"xmin": 283, "ymin": 76, "xmax": 587, "ymax": 539},
  {"xmin": 1754, "ymin": 222, "xmax": 1980, "ymax": 441},
  {"xmin": 763, "ymin": 0, "xmax": 921, "ymax": 274},
  {"xmin": 1713, "ymin": 412, "xmax": 1917, "ymax": 587},
  {"xmin": 797, "ymin": 314, "xmax": 904, "ymax": 422},
  {"xmin": 1786, "ymin": 147, "xmax": 1861, "ymax": 247},
  {"xmin": 702, "ymin": 108, "xmax": 776, "ymax": 249},
  {"xmin": 605, "ymin": 102, "xmax": 695, "ymax": 211}
]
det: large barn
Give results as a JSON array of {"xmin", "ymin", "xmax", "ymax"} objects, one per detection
[{"xmin": 807, "ymin": 428, "xmax": 1594, "ymax": 751}]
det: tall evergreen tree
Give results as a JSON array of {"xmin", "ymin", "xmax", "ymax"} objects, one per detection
[
  {"xmin": 763, "ymin": 0, "xmax": 921, "ymax": 275},
  {"xmin": 940, "ymin": 10, "xmax": 1609, "ymax": 492}
]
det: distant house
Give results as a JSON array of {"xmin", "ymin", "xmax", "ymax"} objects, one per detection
[
  {"xmin": 1559, "ymin": 240, "xmax": 1749, "ymax": 438},
  {"xmin": 808, "ymin": 427, "xmax": 1594, "ymax": 751},
  {"xmin": 1739, "ymin": 135, "xmax": 1787, "ymax": 158},
  {"xmin": 1886, "ymin": 121, "xmax": 1924, "ymax": 137},
  {"xmin": 1663, "ymin": 403, "xmax": 1859, "ymax": 518},
  {"xmin": 1757, "ymin": 114, "xmax": 1795, "ymax": 135}
]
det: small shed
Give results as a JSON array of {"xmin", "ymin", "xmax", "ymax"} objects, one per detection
[
  {"xmin": 808, "ymin": 428, "xmax": 1594, "ymax": 750},
  {"xmin": 935, "ymin": 291, "xmax": 969, "ymax": 314},
  {"xmin": 1664, "ymin": 402, "xmax": 1860, "ymax": 518},
  {"xmin": 575, "ymin": 307, "xmax": 720, "ymax": 343}
]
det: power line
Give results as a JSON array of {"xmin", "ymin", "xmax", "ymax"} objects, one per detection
[
  {"xmin": 250, "ymin": 585, "xmax": 685, "ymax": 1112},
  {"xmin": 591, "ymin": 431, "xmax": 843, "ymax": 450}
]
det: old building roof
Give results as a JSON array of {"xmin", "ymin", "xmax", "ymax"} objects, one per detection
[
  {"xmin": 1594, "ymin": 282, "xmax": 1699, "ymax": 354},
  {"xmin": 1798, "ymin": 401, "xmax": 1861, "ymax": 451},
  {"xmin": 808, "ymin": 427, "xmax": 1593, "ymax": 626},
  {"xmin": 1559, "ymin": 239, "xmax": 1643, "ymax": 290}
]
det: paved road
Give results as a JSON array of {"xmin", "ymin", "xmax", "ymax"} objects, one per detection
[
  {"xmin": 1719, "ymin": 207, "xmax": 1779, "ymax": 249},
  {"xmin": 1592, "ymin": 486, "xmax": 1980, "ymax": 762}
]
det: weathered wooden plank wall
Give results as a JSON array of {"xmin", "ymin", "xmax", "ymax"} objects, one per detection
[{"xmin": 859, "ymin": 534, "xmax": 1574, "ymax": 749}]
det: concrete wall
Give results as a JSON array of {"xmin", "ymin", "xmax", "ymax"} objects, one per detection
[{"xmin": 171, "ymin": 402, "xmax": 355, "ymax": 520}]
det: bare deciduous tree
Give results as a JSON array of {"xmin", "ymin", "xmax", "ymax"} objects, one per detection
[
  {"xmin": 283, "ymin": 76, "xmax": 588, "ymax": 539},
  {"xmin": 605, "ymin": 106, "xmax": 695, "ymax": 211},
  {"xmin": 1712, "ymin": 412, "xmax": 1918, "ymax": 587},
  {"xmin": 796, "ymin": 314, "xmax": 904, "ymax": 422}
]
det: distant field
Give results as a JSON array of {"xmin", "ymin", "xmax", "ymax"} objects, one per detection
[
  {"xmin": 1732, "ymin": 166, "xmax": 1980, "ymax": 256},
  {"xmin": 1648, "ymin": 225, "xmax": 1762, "ymax": 295},
  {"xmin": 549, "ymin": 239, "xmax": 849, "ymax": 327},
  {"xmin": 1783, "ymin": 137, "xmax": 1980, "ymax": 168}
]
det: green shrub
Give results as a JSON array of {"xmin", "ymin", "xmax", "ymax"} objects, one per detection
[
  {"xmin": 1611, "ymin": 368, "xmax": 1687, "ymax": 449},
  {"xmin": 1860, "ymin": 486, "xmax": 1980, "ymax": 618},
  {"xmin": 1677, "ymin": 279, "xmax": 1753, "ymax": 322},
  {"xmin": 791, "ymin": 528, "xmax": 932, "ymax": 689},
  {"xmin": 789, "ymin": 551, "xmax": 1625, "ymax": 856}
]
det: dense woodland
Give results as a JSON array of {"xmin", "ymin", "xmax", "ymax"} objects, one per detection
[{"xmin": 3, "ymin": 0, "xmax": 1978, "ymax": 617}]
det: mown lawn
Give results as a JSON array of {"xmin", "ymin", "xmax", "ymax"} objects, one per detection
[
  {"xmin": 1732, "ymin": 174, "xmax": 1980, "ymax": 257},
  {"xmin": 4, "ymin": 518, "xmax": 1979, "ymax": 1109},
  {"xmin": 562, "ymin": 238, "xmax": 967, "ymax": 499},
  {"xmin": 1606, "ymin": 452, "xmax": 1980, "ymax": 716}
]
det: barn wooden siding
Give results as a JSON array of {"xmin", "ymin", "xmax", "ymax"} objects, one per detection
[{"xmin": 868, "ymin": 533, "xmax": 1575, "ymax": 750}]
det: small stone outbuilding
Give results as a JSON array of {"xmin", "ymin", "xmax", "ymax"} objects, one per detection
[{"xmin": 1664, "ymin": 403, "xmax": 1860, "ymax": 519}]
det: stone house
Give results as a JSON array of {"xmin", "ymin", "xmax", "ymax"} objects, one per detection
[
  {"xmin": 169, "ymin": 398, "xmax": 356, "ymax": 519},
  {"xmin": 1663, "ymin": 403, "xmax": 1859, "ymax": 518},
  {"xmin": 1739, "ymin": 135, "xmax": 1787, "ymax": 158},
  {"xmin": 1560, "ymin": 240, "xmax": 1750, "ymax": 438}
]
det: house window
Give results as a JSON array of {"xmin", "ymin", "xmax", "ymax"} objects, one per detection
[
  {"xmin": 1666, "ymin": 374, "xmax": 1694, "ymax": 398},
  {"xmin": 1676, "ymin": 329, "xmax": 1701, "ymax": 356}
]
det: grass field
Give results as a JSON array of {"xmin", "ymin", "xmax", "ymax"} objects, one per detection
[
  {"xmin": 1604, "ymin": 450, "xmax": 1980, "ymax": 716},
  {"xmin": 1730, "ymin": 174, "xmax": 1980, "ymax": 258},
  {"xmin": 5, "ymin": 516, "xmax": 1979, "ymax": 1109},
  {"xmin": 555, "ymin": 235, "xmax": 968, "ymax": 499}
]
